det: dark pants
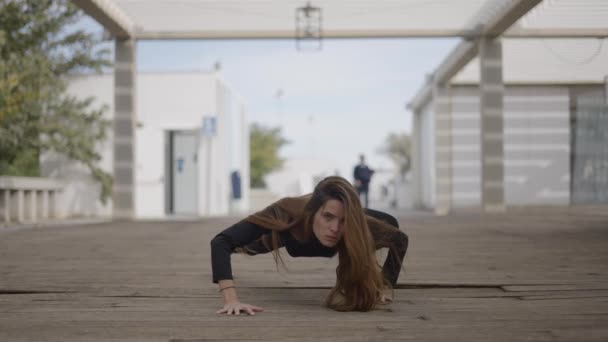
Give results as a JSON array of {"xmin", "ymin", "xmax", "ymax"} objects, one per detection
[{"xmin": 357, "ymin": 183, "xmax": 370, "ymax": 208}]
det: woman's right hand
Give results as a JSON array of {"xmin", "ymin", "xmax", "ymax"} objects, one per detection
[{"xmin": 216, "ymin": 302, "xmax": 264, "ymax": 316}]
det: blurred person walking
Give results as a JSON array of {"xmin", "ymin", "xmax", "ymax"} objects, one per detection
[{"xmin": 353, "ymin": 154, "xmax": 375, "ymax": 208}]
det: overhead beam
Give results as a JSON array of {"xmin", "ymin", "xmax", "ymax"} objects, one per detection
[
  {"xmin": 137, "ymin": 29, "xmax": 497, "ymax": 40},
  {"xmin": 71, "ymin": 0, "xmax": 135, "ymax": 39},
  {"xmin": 407, "ymin": 0, "xmax": 543, "ymax": 110},
  {"xmin": 132, "ymin": 28, "xmax": 608, "ymax": 41},
  {"xmin": 504, "ymin": 28, "xmax": 608, "ymax": 38},
  {"xmin": 408, "ymin": 42, "xmax": 478, "ymax": 110},
  {"xmin": 484, "ymin": 1, "xmax": 544, "ymax": 37}
]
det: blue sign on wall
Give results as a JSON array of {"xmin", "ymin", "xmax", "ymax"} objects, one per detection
[
  {"xmin": 201, "ymin": 116, "xmax": 217, "ymax": 137},
  {"xmin": 176, "ymin": 157, "xmax": 184, "ymax": 173}
]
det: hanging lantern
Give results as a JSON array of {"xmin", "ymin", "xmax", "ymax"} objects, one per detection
[{"xmin": 295, "ymin": 2, "xmax": 322, "ymax": 51}]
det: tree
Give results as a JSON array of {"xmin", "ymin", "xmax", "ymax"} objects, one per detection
[
  {"xmin": 379, "ymin": 132, "xmax": 412, "ymax": 179},
  {"xmin": 0, "ymin": 0, "xmax": 113, "ymax": 202},
  {"xmin": 249, "ymin": 123, "xmax": 289, "ymax": 188}
]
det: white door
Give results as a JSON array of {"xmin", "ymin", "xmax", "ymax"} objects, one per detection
[{"xmin": 173, "ymin": 131, "xmax": 198, "ymax": 214}]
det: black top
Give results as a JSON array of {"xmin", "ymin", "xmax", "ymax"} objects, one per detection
[
  {"xmin": 353, "ymin": 164, "xmax": 374, "ymax": 184},
  {"xmin": 210, "ymin": 208, "xmax": 408, "ymax": 286}
]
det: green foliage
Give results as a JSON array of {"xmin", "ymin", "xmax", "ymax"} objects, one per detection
[
  {"xmin": 0, "ymin": 0, "xmax": 113, "ymax": 203},
  {"xmin": 379, "ymin": 132, "xmax": 412, "ymax": 177},
  {"xmin": 249, "ymin": 123, "xmax": 289, "ymax": 188}
]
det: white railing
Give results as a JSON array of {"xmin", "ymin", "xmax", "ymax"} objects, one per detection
[{"xmin": 0, "ymin": 176, "xmax": 63, "ymax": 224}]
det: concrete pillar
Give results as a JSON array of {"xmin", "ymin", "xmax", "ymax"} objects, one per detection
[
  {"xmin": 433, "ymin": 81, "xmax": 452, "ymax": 215},
  {"xmin": 479, "ymin": 38, "xmax": 505, "ymax": 212},
  {"xmin": 113, "ymin": 39, "xmax": 137, "ymax": 219},
  {"xmin": 604, "ymin": 75, "xmax": 608, "ymax": 106},
  {"xmin": 3, "ymin": 190, "xmax": 9, "ymax": 223},
  {"xmin": 41, "ymin": 190, "xmax": 49, "ymax": 220},
  {"xmin": 28, "ymin": 190, "xmax": 37, "ymax": 223},
  {"xmin": 411, "ymin": 111, "xmax": 423, "ymax": 209},
  {"xmin": 50, "ymin": 191, "xmax": 58, "ymax": 218},
  {"xmin": 16, "ymin": 190, "xmax": 24, "ymax": 222}
]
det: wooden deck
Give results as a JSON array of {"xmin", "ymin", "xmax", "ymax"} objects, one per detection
[{"xmin": 1, "ymin": 206, "xmax": 607, "ymax": 341}]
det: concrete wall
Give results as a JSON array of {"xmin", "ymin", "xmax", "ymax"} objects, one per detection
[
  {"xmin": 419, "ymin": 101, "xmax": 436, "ymax": 209},
  {"xmin": 41, "ymin": 74, "xmax": 114, "ymax": 218},
  {"xmin": 137, "ymin": 72, "xmax": 219, "ymax": 218},
  {"xmin": 199, "ymin": 78, "xmax": 249, "ymax": 216},
  {"xmin": 449, "ymin": 85, "xmax": 570, "ymax": 207},
  {"xmin": 51, "ymin": 71, "xmax": 248, "ymax": 218},
  {"xmin": 416, "ymin": 85, "xmax": 571, "ymax": 209}
]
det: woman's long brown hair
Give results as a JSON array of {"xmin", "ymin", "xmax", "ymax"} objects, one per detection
[{"xmin": 245, "ymin": 176, "xmax": 390, "ymax": 312}]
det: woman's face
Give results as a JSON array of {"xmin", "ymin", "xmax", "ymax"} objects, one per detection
[{"xmin": 312, "ymin": 199, "xmax": 345, "ymax": 247}]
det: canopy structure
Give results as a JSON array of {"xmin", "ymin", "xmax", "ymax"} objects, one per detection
[
  {"xmin": 73, "ymin": 0, "xmax": 608, "ymax": 40},
  {"xmin": 70, "ymin": 0, "xmax": 608, "ymax": 217}
]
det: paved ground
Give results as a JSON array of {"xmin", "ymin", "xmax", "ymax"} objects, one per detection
[{"xmin": 1, "ymin": 206, "xmax": 607, "ymax": 341}]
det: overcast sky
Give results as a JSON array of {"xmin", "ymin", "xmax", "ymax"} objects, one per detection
[{"xmin": 140, "ymin": 38, "xmax": 459, "ymax": 175}]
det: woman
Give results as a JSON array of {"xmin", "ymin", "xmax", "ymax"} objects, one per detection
[{"xmin": 210, "ymin": 176, "xmax": 409, "ymax": 314}]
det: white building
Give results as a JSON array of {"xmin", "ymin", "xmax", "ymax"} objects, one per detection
[
  {"xmin": 410, "ymin": 39, "xmax": 608, "ymax": 210},
  {"xmin": 42, "ymin": 71, "xmax": 249, "ymax": 219},
  {"xmin": 265, "ymin": 158, "xmax": 339, "ymax": 197}
]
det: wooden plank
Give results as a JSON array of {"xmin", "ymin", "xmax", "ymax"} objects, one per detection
[{"xmin": 504, "ymin": 285, "xmax": 608, "ymax": 292}]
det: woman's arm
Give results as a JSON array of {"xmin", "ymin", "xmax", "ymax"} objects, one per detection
[
  {"xmin": 210, "ymin": 220, "xmax": 271, "ymax": 315},
  {"xmin": 365, "ymin": 209, "xmax": 410, "ymax": 286},
  {"xmin": 210, "ymin": 220, "xmax": 269, "ymax": 283},
  {"xmin": 381, "ymin": 229, "xmax": 409, "ymax": 286}
]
